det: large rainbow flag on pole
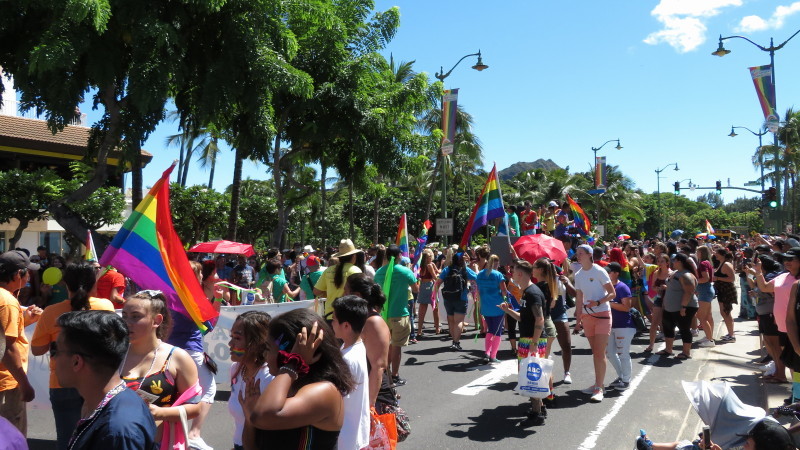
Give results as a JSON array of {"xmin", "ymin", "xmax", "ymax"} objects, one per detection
[
  {"xmin": 459, "ymin": 164, "xmax": 505, "ymax": 249},
  {"xmin": 566, "ymin": 194, "xmax": 591, "ymax": 236},
  {"xmin": 395, "ymin": 214, "xmax": 409, "ymax": 258},
  {"xmin": 100, "ymin": 164, "xmax": 219, "ymax": 332},
  {"xmin": 705, "ymin": 219, "xmax": 715, "ymax": 235}
]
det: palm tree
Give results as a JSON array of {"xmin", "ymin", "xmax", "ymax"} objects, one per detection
[
  {"xmin": 570, "ymin": 166, "xmax": 643, "ymax": 237},
  {"xmin": 753, "ymin": 108, "xmax": 800, "ymax": 227}
]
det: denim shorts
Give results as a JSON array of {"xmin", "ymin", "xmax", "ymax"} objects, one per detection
[
  {"xmin": 696, "ymin": 282, "xmax": 715, "ymax": 302},
  {"xmin": 550, "ymin": 300, "xmax": 569, "ymax": 323},
  {"xmin": 443, "ymin": 298, "xmax": 467, "ymax": 316}
]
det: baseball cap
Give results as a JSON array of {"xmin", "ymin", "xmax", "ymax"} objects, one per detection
[
  {"xmin": 736, "ymin": 418, "xmax": 794, "ymax": 450},
  {"xmin": 779, "ymin": 247, "xmax": 800, "ymax": 260},
  {"xmin": 303, "ymin": 245, "xmax": 314, "ymax": 253},
  {"xmin": 306, "ymin": 255, "xmax": 321, "ymax": 266},
  {"xmin": 0, "ymin": 250, "xmax": 41, "ymax": 272},
  {"xmin": 605, "ymin": 262, "xmax": 622, "ymax": 274},
  {"xmin": 548, "ymin": 201, "xmax": 558, "ymax": 207}
]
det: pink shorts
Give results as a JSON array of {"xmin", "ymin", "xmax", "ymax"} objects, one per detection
[{"xmin": 581, "ymin": 310, "xmax": 612, "ymax": 337}]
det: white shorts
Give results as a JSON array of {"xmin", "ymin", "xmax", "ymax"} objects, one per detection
[{"xmin": 189, "ymin": 350, "xmax": 217, "ymax": 403}]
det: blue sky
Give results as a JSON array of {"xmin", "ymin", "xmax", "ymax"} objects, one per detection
[{"xmin": 76, "ymin": 1, "xmax": 800, "ymax": 203}]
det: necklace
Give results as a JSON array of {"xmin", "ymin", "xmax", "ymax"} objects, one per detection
[{"xmin": 122, "ymin": 341, "xmax": 161, "ymax": 389}]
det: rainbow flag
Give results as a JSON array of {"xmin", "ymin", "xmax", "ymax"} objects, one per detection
[
  {"xmin": 566, "ymin": 194, "xmax": 591, "ymax": 236},
  {"xmin": 395, "ymin": 214, "xmax": 409, "ymax": 258},
  {"xmin": 706, "ymin": 219, "xmax": 715, "ymax": 235},
  {"xmin": 84, "ymin": 230, "xmax": 98, "ymax": 262},
  {"xmin": 749, "ymin": 66, "xmax": 777, "ymax": 121},
  {"xmin": 413, "ymin": 220, "xmax": 433, "ymax": 271},
  {"xmin": 100, "ymin": 164, "xmax": 219, "ymax": 332},
  {"xmin": 459, "ymin": 164, "xmax": 505, "ymax": 248},
  {"xmin": 595, "ymin": 156, "xmax": 607, "ymax": 189}
]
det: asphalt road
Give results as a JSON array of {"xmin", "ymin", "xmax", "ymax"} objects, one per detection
[{"xmin": 27, "ymin": 302, "xmax": 765, "ymax": 450}]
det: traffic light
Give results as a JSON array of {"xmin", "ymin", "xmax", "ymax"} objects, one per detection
[
  {"xmin": 673, "ymin": 182, "xmax": 680, "ymax": 195},
  {"xmin": 767, "ymin": 186, "xmax": 777, "ymax": 208},
  {"xmin": 715, "ymin": 180, "xmax": 722, "ymax": 195}
]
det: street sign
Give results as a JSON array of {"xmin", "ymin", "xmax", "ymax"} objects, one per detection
[
  {"xmin": 436, "ymin": 218, "xmax": 454, "ymax": 236},
  {"xmin": 743, "ymin": 181, "xmax": 760, "ymax": 187}
]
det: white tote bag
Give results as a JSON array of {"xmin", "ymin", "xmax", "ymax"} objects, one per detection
[{"xmin": 515, "ymin": 356, "xmax": 553, "ymax": 398}]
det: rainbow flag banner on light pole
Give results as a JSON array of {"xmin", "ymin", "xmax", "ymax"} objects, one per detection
[
  {"xmin": 441, "ymin": 89, "xmax": 459, "ymax": 156},
  {"xmin": 595, "ymin": 156, "xmax": 607, "ymax": 189},
  {"xmin": 459, "ymin": 164, "xmax": 505, "ymax": 248},
  {"xmin": 749, "ymin": 65, "xmax": 778, "ymax": 132},
  {"xmin": 395, "ymin": 214, "xmax": 409, "ymax": 258}
]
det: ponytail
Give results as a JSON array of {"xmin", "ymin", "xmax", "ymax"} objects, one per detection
[{"xmin": 62, "ymin": 262, "xmax": 97, "ymax": 311}]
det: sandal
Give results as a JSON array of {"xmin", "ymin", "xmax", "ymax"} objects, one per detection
[
  {"xmin": 643, "ymin": 346, "xmax": 653, "ymax": 353},
  {"xmin": 675, "ymin": 353, "xmax": 691, "ymax": 360},
  {"xmin": 655, "ymin": 350, "xmax": 672, "ymax": 356},
  {"xmin": 764, "ymin": 376, "xmax": 790, "ymax": 384}
]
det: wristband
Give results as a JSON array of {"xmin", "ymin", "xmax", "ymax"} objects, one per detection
[
  {"xmin": 277, "ymin": 351, "xmax": 310, "ymax": 376},
  {"xmin": 279, "ymin": 366, "xmax": 299, "ymax": 381}
]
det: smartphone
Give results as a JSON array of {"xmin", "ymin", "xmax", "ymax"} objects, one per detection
[{"xmin": 702, "ymin": 426, "xmax": 710, "ymax": 448}]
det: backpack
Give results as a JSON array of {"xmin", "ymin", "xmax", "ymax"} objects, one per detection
[
  {"xmin": 630, "ymin": 307, "xmax": 648, "ymax": 335},
  {"xmin": 441, "ymin": 267, "xmax": 466, "ymax": 302}
]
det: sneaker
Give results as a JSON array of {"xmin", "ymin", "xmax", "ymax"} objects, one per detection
[
  {"xmin": 453, "ymin": 341, "xmax": 462, "ymax": 351},
  {"xmin": 581, "ymin": 385, "xmax": 598, "ymax": 395},
  {"xmin": 610, "ymin": 379, "xmax": 630, "ymax": 391},
  {"xmin": 655, "ymin": 331, "xmax": 664, "ymax": 341},
  {"xmin": 720, "ymin": 334, "xmax": 736, "ymax": 342},
  {"xmin": 526, "ymin": 410, "xmax": 545, "ymax": 425},
  {"xmin": 490, "ymin": 358, "xmax": 501, "ymax": 364},
  {"xmin": 563, "ymin": 372, "xmax": 573, "ymax": 384},
  {"xmin": 697, "ymin": 339, "xmax": 716, "ymax": 348},
  {"xmin": 760, "ymin": 361, "xmax": 776, "ymax": 376},
  {"xmin": 691, "ymin": 328, "xmax": 699, "ymax": 337},
  {"xmin": 636, "ymin": 430, "xmax": 654, "ymax": 450},
  {"xmin": 540, "ymin": 404, "xmax": 548, "ymax": 417},
  {"xmin": 391, "ymin": 375, "xmax": 407, "ymax": 387},
  {"xmin": 590, "ymin": 387, "xmax": 604, "ymax": 403},
  {"xmin": 188, "ymin": 438, "xmax": 214, "ymax": 450}
]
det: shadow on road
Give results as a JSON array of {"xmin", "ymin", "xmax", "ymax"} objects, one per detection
[{"xmin": 445, "ymin": 404, "xmax": 539, "ymax": 442}]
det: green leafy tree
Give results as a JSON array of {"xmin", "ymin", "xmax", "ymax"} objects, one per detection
[
  {"xmin": 170, "ymin": 184, "xmax": 230, "ymax": 245},
  {"xmin": 0, "ymin": 169, "xmax": 63, "ymax": 248},
  {"xmin": 62, "ymin": 163, "xmax": 125, "ymax": 230}
]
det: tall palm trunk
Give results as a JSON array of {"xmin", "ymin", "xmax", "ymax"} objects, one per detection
[
  {"xmin": 207, "ymin": 155, "xmax": 216, "ymax": 190},
  {"xmin": 131, "ymin": 143, "xmax": 143, "ymax": 209},
  {"xmin": 424, "ymin": 153, "xmax": 441, "ymax": 221},
  {"xmin": 227, "ymin": 147, "xmax": 244, "ymax": 240},
  {"xmin": 320, "ymin": 162, "xmax": 327, "ymax": 249},
  {"xmin": 271, "ymin": 133, "xmax": 287, "ymax": 248}
]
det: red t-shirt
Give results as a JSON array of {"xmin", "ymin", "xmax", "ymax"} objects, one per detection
[
  {"xmin": 96, "ymin": 269, "xmax": 126, "ymax": 307},
  {"xmin": 521, "ymin": 210, "xmax": 538, "ymax": 231}
]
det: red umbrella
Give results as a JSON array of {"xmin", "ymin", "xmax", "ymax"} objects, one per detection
[
  {"xmin": 513, "ymin": 234, "xmax": 568, "ymax": 265},
  {"xmin": 188, "ymin": 240, "xmax": 255, "ymax": 257}
]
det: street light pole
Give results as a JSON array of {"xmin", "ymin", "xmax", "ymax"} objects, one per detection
[
  {"xmin": 433, "ymin": 51, "xmax": 488, "ymax": 246},
  {"xmin": 655, "ymin": 163, "xmax": 679, "ymax": 239},
  {"xmin": 729, "ymin": 125, "xmax": 769, "ymax": 232},
  {"xmin": 713, "ymin": 27, "xmax": 800, "ymax": 231},
  {"xmin": 589, "ymin": 139, "xmax": 622, "ymax": 231}
]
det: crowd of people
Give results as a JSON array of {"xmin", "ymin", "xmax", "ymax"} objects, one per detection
[{"xmin": 2, "ymin": 215, "xmax": 800, "ymax": 448}]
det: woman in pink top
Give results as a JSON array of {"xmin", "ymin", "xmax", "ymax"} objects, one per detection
[{"xmin": 754, "ymin": 248, "xmax": 800, "ymax": 334}]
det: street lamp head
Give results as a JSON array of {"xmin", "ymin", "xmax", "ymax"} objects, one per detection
[
  {"xmin": 674, "ymin": 164, "xmax": 679, "ymax": 171},
  {"xmin": 712, "ymin": 37, "xmax": 731, "ymax": 57},
  {"xmin": 729, "ymin": 127, "xmax": 737, "ymax": 137},
  {"xmin": 472, "ymin": 51, "xmax": 488, "ymax": 72},
  {"xmin": 615, "ymin": 140, "xmax": 623, "ymax": 151}
]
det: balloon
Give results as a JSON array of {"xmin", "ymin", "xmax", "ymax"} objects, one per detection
[{"xmin": 42, "ymin": 267, "xmax": 62, "ymax": 285}]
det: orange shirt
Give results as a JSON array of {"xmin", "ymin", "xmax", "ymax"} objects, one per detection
[
  {"xmin": 30, "ymin": 297, "xmax": 115, "ymax": 388},
  {"xmin": 0, "ymin": 287, "xmax": 28, "ymax": 391}
]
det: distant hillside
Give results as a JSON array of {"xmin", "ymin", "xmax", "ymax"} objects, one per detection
[{"xmin": 498, "ymin": 159, "xmax": 562, "ymax": 180}]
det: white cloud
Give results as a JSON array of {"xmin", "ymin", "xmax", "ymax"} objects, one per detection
[
  {"xmin": 644, "ymin": 0, "xmax": 743, "ymax": 53},
  {"xmin": 736, "ymin": 2, "xmax": 800, "ymax": 32}
]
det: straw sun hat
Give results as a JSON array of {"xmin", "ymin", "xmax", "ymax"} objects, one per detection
[{"xmin": 333, "ymin": 239, "xmax": 363, "ymax": 258}]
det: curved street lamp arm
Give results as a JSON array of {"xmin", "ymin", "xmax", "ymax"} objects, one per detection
[
  {"xmin": 775, "ymin": 28, "xmax": 800, "ymax": 51},
  {"xmin": 720, "ymin": 35, "xmax": 769, "ymax": 52},
  {"xmin": 435, "ymin": 52, "xmax": 481, "ymax": 82},
  {"xmin": 732, "ymin": 126, "xmax": 768, "ymax": 136},
  {"xmin": 591, "ymin": 139, "xmax": 621, "ymax": 152},
  {"xmin": 655, "ymin": 163, "xmax": 678, "ymax": 174}
]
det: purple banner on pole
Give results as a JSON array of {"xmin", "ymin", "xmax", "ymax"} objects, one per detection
[{"xmin": 441, "ymin": 88, "xmax": 459, "ymax": 155}]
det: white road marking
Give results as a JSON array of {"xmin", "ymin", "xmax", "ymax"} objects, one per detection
[
  {"xmin": 452, "ymin": 359, "xmax": 518, "ymax": 396},
  {"xmin": 578, "ymin": 345, "xmax": 665, "ymax": 449}
]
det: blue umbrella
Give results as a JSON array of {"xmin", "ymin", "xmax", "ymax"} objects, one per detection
[{"xmin": 670, "ymin": 230, "xmax": 684, "ymax": 239}]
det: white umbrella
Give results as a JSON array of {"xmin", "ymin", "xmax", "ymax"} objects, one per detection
[{"xmin": 681, "ymin": 380, "xmax": 767, "ymax": 449}]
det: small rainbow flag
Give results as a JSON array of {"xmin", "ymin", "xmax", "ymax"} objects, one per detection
[
  {"xmin": 413, "ymin": 220, "xmax": 433, "ymax": 271},
  {"xmin": 100, "ymin": 164, "xmax": 219, "ymax": 332},
  {"xmin": 706, "ymin": 219, "xmax": 715, "ymax": 235},
  {"xmin": 84, "ymin": 230, "xmax": 98, "ymax": 262},
  {"xmin": 459, "ymin": 164, "xmax": 505, "ymax": 249},
  {"xmin": 395, "ymin": 214, "xmax": 409, "ymax": 258},
  {"xmin": 566, "ymin": 194, "xmax": 591, "ymax": 236}
]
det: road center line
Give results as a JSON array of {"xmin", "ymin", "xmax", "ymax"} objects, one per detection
[
  {"xmin": 452, "ymin": 359, "xmax": 518, "ymax": 396},
  {"xmin": 578, "ymin": 345, "xmax": 665, "ymax": 449}
]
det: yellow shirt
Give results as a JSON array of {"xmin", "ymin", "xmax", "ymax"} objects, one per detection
[
  {"xmin": 0, "ymin": 287, "xmax": 28, "ymax": 391},
  {"xmin": 31, "ymin": 297, "xmax": 116, "ymax": 388},
  {"xmin": 314, "ymin": 263, "xmax": 362, "ymax": 317}
]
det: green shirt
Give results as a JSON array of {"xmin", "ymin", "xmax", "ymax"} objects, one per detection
[
  {"xmin": 300, "ymin": 269, "xmax": 324, "ymax": 299},
  {"xmin": 374, "ymin": 264, "xmax": 417, "ymax": 318},
  {"xmin": 271, "ymin": 274, "xmax": 289, "ymax": 303},
  {"xmin": 508, "ymin": 212, "xmax": 521, "ymax": 236}
]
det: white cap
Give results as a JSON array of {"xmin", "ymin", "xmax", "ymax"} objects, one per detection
[
  {"xmin": 303, "ymin": 245, "xmax": 314, "ymax": 253},
  {"xmin": 548, "ymin": 201, "xmax": 558, "ymax": 207}
]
